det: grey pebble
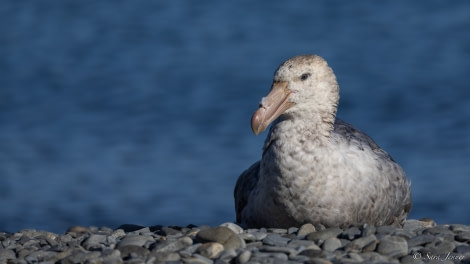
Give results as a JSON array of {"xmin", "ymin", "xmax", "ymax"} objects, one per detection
[
  {"xmin": 184, "ymin": 253, "xmax": 214, "ymax": 264},
  {"xmin": 3, "ymin": 220, "xmax": 470, "ymax": 264},
  {"xmin": 196, "ymin": 242, "xmax": 224, "ymax": 259},
  {"xmin": 220, "ymin": 222, "xmax": 244, "ymax": 234},
  {"xmin": 262, "ymin": 233, "xmax": 291, "ymax": 247},
  {"xmin": 306, "ymin": 227, "xmax": 342, "ymax": 242},
  {"xmin": 153, "ymin": 236, "xmax": 193, "ymax": 253},
  {"xmin": 420, "ymin": 240, "xmax": 455, "ymax": 255},
  {"xmin": 456, "ymin": 231, "xmax": 470, "ymax": 242},
  {"xmin": 236, "ymin": 250, "xmax": 251, "ymax": 264},
  {"xmin": 340, "ymin": 226, "xmax": 361, "ymax": 240},
  {"xmin": 345, "ymin": 234, "xmax": 377, "ymax": 252},
  {"xmin": 196, "ymin": 226, "xmax": 244, "ymax": 249},
  {"xmin": 0, "ymin": 249, "xmax": 16, "ymax": 260},
  {"xmin": 118, "ymin": 234, "xmax": 154, "ymax": 247},
  {"xmin": 407, "ymin": 234, "xmax": 435, "ymax": 248},
  {"xmin": 118, "ymin": 245, "xmax": 150, "ymax": 259},
  {"xmin": 361, "ymin": 224, "xmax": 376, "ymax": 237},
  {"xmin": 217, "ymin": 249, "xmax": 237, "ymax": 262},
  {"xmin": 287, "ymin": 239, "xmax": 320, "ymax": 250},
  {"xmin": 297, "ymin": 223, "xmax": 316, "ymax": 238},
  {"xmin": 260, "ymin": 245, "xmax": 297, "ymax": 256},
  {"xmin": 377, "ymin": 235, "xmax": 408, "ymax": 258},
  {"xmin": 322, "ymin": 237, "xmax": 342, "ymax": 252},
  {"xmin": 82, "ymin": 234, "xmax": 107, "ymax": 250}
]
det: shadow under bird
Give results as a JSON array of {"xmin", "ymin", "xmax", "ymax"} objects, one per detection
[{"xmin": 235, "ymin": 55, "xmax": 412, "ymax": 229}]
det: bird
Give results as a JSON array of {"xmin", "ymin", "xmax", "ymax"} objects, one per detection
[{"xmin": 234, "ymin": 54, "xmax": 412, "ymax": 229}]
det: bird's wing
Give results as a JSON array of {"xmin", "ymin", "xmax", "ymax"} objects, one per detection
[{"xmin": 234, "ymin": 161, "xmax": 260, "ymax": 224}]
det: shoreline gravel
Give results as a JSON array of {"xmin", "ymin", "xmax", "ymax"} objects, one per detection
[{"xmin": 1, "ymin": 219, "xmax": 469, "ymax": 264}]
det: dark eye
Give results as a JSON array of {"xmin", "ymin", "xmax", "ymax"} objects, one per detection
[{"xmin": 300, "ymin": 73, "xmax": 311, "ymax": 81}]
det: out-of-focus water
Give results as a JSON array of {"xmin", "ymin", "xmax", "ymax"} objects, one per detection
[{"xmin": 1, "ymin": 1, "xmax": 469, "ymax": 233}]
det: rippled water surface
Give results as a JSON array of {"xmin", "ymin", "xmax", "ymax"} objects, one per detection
[{"xmin": 1, "ymin": 1, "xmax": 470, "ymax": 233}]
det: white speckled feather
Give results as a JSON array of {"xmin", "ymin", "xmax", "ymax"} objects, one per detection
[{"xmin": 235, "ymin": 55, "xmax": 411, "ymax": 228}]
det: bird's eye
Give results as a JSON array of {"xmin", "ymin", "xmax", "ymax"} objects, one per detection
[{"xmin": 300, "ymin": 73, "xmax": 311, "ymax": 81}]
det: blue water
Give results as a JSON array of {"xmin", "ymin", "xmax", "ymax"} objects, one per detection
[{"xmin": 1, "ymin": 1, "xmax": 470, "ymax": 233}]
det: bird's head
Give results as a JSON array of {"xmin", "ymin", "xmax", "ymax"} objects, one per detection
[{"xmin": 251, "ymin": 55, "xmax": 339, "ymax": 135}]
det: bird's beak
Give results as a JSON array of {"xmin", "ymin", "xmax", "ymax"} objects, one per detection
[{"xmin": 251, "ymin": 81, "xmax": 294, "ymax": 135}]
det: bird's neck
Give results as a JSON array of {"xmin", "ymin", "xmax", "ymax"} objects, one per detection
[{"xmin": 278, "ymin": 107, "xmax": 336, "ymax": 138}]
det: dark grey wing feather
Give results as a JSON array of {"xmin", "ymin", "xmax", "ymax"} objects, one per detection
[{"xmin": 234, "ymin": 161, "xmax": 260, "ymax": 224}]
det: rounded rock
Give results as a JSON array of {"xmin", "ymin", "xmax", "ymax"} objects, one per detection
[
  {"xmin": 197, "ymin": 242, "xmax": 224, "ymax": 259},
  {"xmin": 297, "ymin": 223, "xmax": 316, "ymax": 238},
  {"xmin": 196, "ymin": 226, "xmax": 244, "ymax": 249},
  {"xmin": 306, "ymin": 227, "xmax": 342, "ymax": 242},
  {"xmin": 322, "ymin": 237, "xmax": 342, "ymax": 252},
  {"xmin": 220, "ymin": 223, "xmax": 244, "ymax": 234},
  {"xmin": 237, "ymin": 250, "xmax": 251, "ymax": 264},
  {"xmin": 377, "ymin": 235, "xmax": 408, "ymax": 258}
]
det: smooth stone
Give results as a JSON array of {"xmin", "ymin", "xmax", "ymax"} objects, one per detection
[
  {"xmin": 376, "ymin": 225, "xmax": 398, "ymax": 235},
  {"xmin": 423, "ymin": 225, "xmax": 454, "ymax": 236},
  {"xmin": 236, "ymin": 250, "xmax": 251, "ymax": 264},
  {"xmin": 299, "ymin": 248, "xmax": 322, "ymax": 258},
  {"xmin": 118, "ymin": 234, "xmax": 154, "ymax": 247},
  {"xmin": 82, "ymin": 234, "xmax": 107, "ymax": 250},
  {"xmin": 24, "ymin": 250, "xmax": 57, "ymax": 263},
  {"xmin": 220, "ymin": 223, "xmax": 244, "ymax": 234},
  {"xmin": 456, "ymin": 231, "xmax": 470, "ymax": 242},
  {"xmin": 59, "ymin": 249, "xmax": 101, "ymax": 264},
  {"xmin": 251, "ymin": 251, "xmax": 288, "ymax": 261},
  {"xmin": 217, "ymin": 249, "xmax": 237, "ymax": 262},
  {"xmin": 455, "ymin": 244, "xmax": 470, "ymax": 254},
  {"xmin": 0, "ymin": 249, "xmax": 15, "ymax": 260},
  {"xmin": 400, "ymin": 255, "xmax": 425, "ymax": 264},
  {"xmin": 345, "ymin": 234, "xmax": 377, "ymax": 252},
  {"xmin": 340, "ymin": 227, "xmax": 361, "ymax": 240},
  {"xmin": 247, "ymin": 231, "xmax": 267, "ymax": 241},
  {"xmin": 322, "ymin": 237, "xmax": 342, "ymax": 252},
  {"xmin": 267, "ymin": 228, "xmax": 288, "ymax": 234},
  {"xmin": 421, "ymin": 240, "xmax": 455, "ymax": 255},
  {"xmin": 179, "ymin": 243, "xmax": 202, "ymax": 258},
  {"xmin": 287, "ymin": 239, "xmax": 320, "ymax": 250},
  {"xmin": 403, "ymin": 220, "xmax": 430, "ymax": 233},
  {"xmin": 407, "ymin": 234, "xmax": 435, "ymax": 248},
  {"xmin": 101, "ymin": 249, "xmax": 123, "ymax": 264},
  {"xmin": 360, "ymin": 251, "xmax": 390, "ymax": 262},
  {"xmin": 262, "ymin": 233, "xmax": 291, "ymax": 247},
  {"xmin": 159, "ymin": 227, "xmax": 183, "ymax": 237},
  {"xmin": 361, "ymin": 225, "xmax": 376, "ymax": 237},
  {"xmin": 306, "ymin": 227, "xmax": 342, "ymax": 242},
  {"xmin": 183, "ymin": 254, "xmax": 213, "ymax": 264},
  {"xmin": 118, "ymin": 245, "xmax": 150, "ymax": 259},
  {"xmin": 197, "ymin": 242, "xmax": 225, "ymax": 259},
  {"xmin": 297, "ymin": 223, "xmax": 316, "ymax": 238},
  {"xmin": 259, "ymin": 245, "xmax": 297, "ymax": 256},
  {"xmin": 347, "ymin": 252, "xmax": 364, "ymax": 262},
  {"xmin": 196, "ymin": 226, "xmax": 244, "ymax": 249},
  {"xmin": 238, "ymin": 233, "xmax": 256, "ymax": 242},
  {"xmin": 377, "ymin": 235, "xmax": 408, "ymax": 258},
  {"xmin": 153, "ymin": 236, "xmax": 193, "ymax": 253},
  {"xmin": 450, "ymin": 224, "xmax": 470, "ymax": 233},
  {"xmin": 304, "ymin": 257, "xmax": 333, "ymax": 264},
  {"xmin": 287, "ymin": 227, "xmax": 299, "ymax": 234},
  {"xmin": 149, "ymin": 251, "xmax": 181, "ymax": 262}
]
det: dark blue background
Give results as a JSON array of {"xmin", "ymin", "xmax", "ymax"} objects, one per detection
[{"xmin": 1, "ymin": 1, "xmax": 469, "ymax": 233}]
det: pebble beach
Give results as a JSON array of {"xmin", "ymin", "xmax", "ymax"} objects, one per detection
[{"xmin": 1, "ymin": 219, "xmax": 470, "ymax": 264}]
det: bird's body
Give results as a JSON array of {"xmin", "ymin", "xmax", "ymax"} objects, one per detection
[{"xmin": 235, "ymin": 55, "xmax": 411, "ymax": 229}]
